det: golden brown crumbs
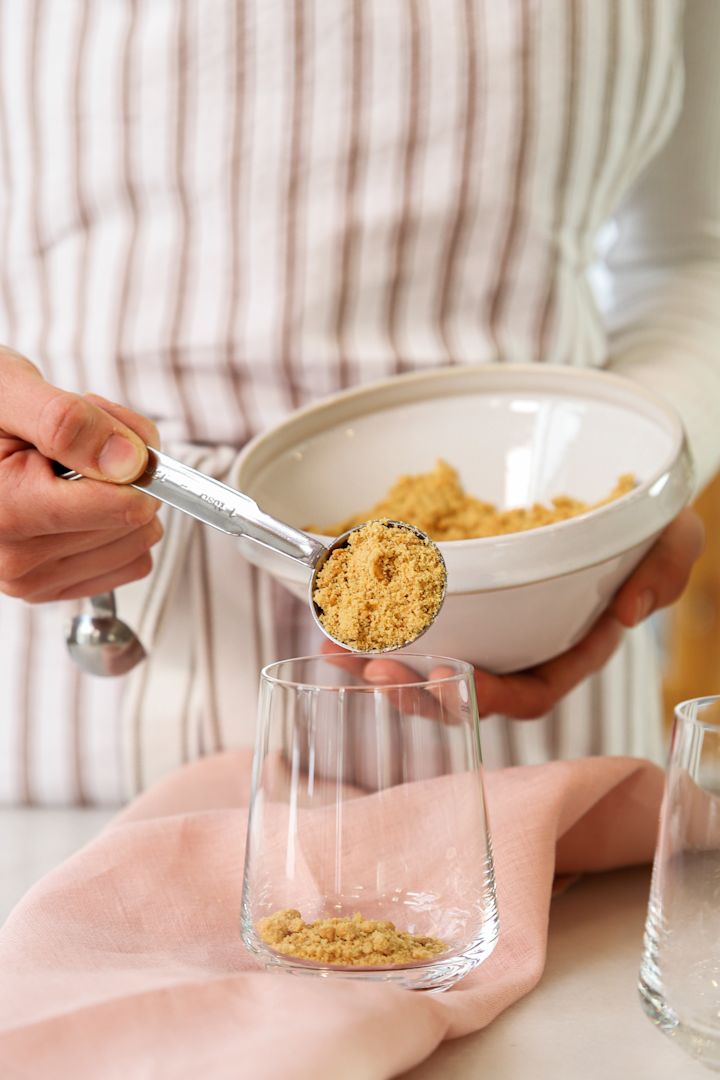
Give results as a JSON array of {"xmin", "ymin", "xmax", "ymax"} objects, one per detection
[
  {"xmin": 306, "ymin": 459, "xmax": 637, "ymax": 542},
  {"xmin": 257, "ymin": 909, "xmax": 447, "ymax": 967},
  {"xmin": 311, "ymin": 519, "xmax": 446, "ymax": 651}
]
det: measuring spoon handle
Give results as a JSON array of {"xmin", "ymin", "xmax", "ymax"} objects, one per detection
[{"xmin": 54, "ymin": 447, "xmax": 326, "ymax": 569}]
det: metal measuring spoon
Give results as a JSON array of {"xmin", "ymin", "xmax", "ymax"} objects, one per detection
[
  {"xmin": 54, "ymin": 447, "xmax": 447, "ymax": 670},
  {"xmin": 66, "ymin": 591, "xmax": 147, "ymax": 676}
]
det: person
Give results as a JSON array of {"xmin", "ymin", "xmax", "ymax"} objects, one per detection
[{"xmin": 0, "ymin": 0, "xmax": 716, "ymax": 805}]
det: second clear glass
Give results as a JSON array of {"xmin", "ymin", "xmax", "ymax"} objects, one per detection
[
  {"xmin": 639, "ymin": 695, "xmax": 720, "ymax": 1070},
  {"xmin": 240, "ymin": 654, "xmax": 498, "ymax": 992}
]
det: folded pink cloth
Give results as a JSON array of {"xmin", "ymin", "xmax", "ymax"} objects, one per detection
[{"xmin": 0, "ymin": 753, "xmax": 663, "ymax": 1079}]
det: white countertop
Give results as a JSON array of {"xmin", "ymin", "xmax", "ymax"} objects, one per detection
[
  {"xmin": 0, "ymin": 810, "xmax": 709, "ymax": 1078},
  {"xmin": 406, "ymin": 867, "xmax": 708, "ymax": 1079}
]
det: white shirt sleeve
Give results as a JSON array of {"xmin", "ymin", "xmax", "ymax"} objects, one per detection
[{"xmin": 604, "ymin": 0, "xmax": 720, "ymax": 495}]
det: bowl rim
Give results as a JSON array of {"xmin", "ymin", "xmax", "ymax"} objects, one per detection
[{"xmin": 234, "ymin": 363, "xmax": 695, "ymax": 588}]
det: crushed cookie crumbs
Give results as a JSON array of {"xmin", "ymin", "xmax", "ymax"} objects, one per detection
[
  {"xmin": 307, "ymin": 459, "xmax": 636, "ymax": 541},
  {"xmin": 257, "ymin": 909, "xmax": 447, "ymax": 967},
  {"xmin": 311, "ymin": 519, "xmax": 446, "ymax": 651}
]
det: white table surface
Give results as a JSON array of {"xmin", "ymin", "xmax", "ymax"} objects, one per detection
[{"xmin": 0, "ymin": 810, "xmax": 711, "ymax": 1078}]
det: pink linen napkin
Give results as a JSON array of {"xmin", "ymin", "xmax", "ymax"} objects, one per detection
[{"xmin": 0, "ymin": 753, "xmax": 664, "ymax": 1080}]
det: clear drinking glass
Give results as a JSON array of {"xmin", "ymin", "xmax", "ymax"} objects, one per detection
[
  {"xmin": 240, "ymin": 654, "xmax": 498, "ymax": 992},
  {"xmin": 639, "ymin": 695, "xmax": 720, "ymax": 1070}
]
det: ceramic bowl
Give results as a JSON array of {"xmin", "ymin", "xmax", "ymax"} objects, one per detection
[{"xmin": 233, "ymin": 365, "xmax": 694, "ymax": 673}]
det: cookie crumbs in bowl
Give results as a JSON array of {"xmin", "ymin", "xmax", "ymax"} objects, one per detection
[
  {"xmin": 311, "ymin": 519, "xmax": 446, "ymax": 652},
  {"xmin": 257, "ymin": 909, "xmax": 447, "ymax": 967},
  {"xmin": 307, "ymin": 459, "xmax": 637, "ymax": 541}
]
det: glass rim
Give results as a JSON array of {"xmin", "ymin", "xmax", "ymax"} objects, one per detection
[
  {"xmin": 674, "ymin": 695, "xmax": 720, "ymax": 731},
  {"xmin": 260, "ymin": 653, "xmax": 475, "ymax": 692}
]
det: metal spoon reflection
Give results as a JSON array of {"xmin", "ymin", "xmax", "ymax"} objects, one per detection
[{"xmin": 66, "ymin": 591, "xmax": 146, "ymax": 677}]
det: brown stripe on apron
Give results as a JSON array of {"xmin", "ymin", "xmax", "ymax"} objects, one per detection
[
  {"xmin": 634, "ymin": 4, "xmax": 683, "ymax": 169},
  {"xmin": 29, "ymin": 0, "xmax": 53, "ymax": 382},
  {"xmin": 537, "ymin": 0, "xmax": 580, "ymax": 359},
  {"xmin": 70, "ymin": 0, "xmax": 92, "ymax": 391},
  {"xmin": 603, "ymin": 0, "xmax": 654, "ymax": 212},
  {"xmin": 504, "ymin": 715, "xmax": 521, "ymax": 769},
  {"xmin": 130, "ymin": 509, "xmax": 182, "ymax": 794},
  {"xmin": 500, "ymin": 710, "xmax": 517, "ymax": 769},
  {"xmin": 0, "ymin": 3, "xmax": 18, "ymax": 344},
  {"xmin": 633, "ymin": 0, "xmax": 655, "ymax": 146},
  {"xmin": 70, "ymin": 662, "xmax": 89, "ymax": 806},
  {"xmin": 588, "ymin": 668, "xmax": 605, "ymax": 758},
  {"xmin": 198, "ymin": 524, "xmax": 222, "ymax": 753},
  {"xmin": 577, "ymin": 0, "xmax": 622, "ymax": 360},
  {"xmin": 180, "ymin": 640, "xmax": 197, "ymax": 765},
  {"xmin": 165, "ymin": 0, "xmax": 197, "ymax": 440},
  {"xmin": 18, "ymin": 607, "xmax": 34, "ymax": 805},
  {"xmin": 248, "ymin": 563, "xmax": 264, "ymax": 672},
  {"xmin": 436, "ymin": 0, "xmax": 481, "ymax": 363},
  {"xmin": 130, "ymin": 639, "xmax": 152, "ymax": 795},
  {"xmin": 578, "ymin": 1, "xmax": 620, "ymax": 246},
  {"xmin": 547, "ymin": 700, "xmax": 561, "ymax": 763},
  {"xmin": 279, "ymin": 0, "xmax": 309, "ymax": 411},
  {"xmin": 622, "ymin": 634, "xmax": 633, "ymax": 759},
  {"xmin": 223, "ymin": 0, "xmax": 252, "ymax": 440},
  {"xmin": 335, "ymin": 0, "xmax": 367, "ymax": 392},
  {"xmin": 388, "ymin": 0, "xmax": 423, "ymax": 375},
  {"xmin": 112, "ymin": 0, "xmax": 140, "ymax": 407},
  {"xmin": 486, "ymin": 0, "xmax": 532, "ymax": 361}
]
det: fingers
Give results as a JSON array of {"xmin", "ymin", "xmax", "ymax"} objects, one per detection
[
  {"xmin": 0, "ymin": 518, "xmax": 163, "ymax": 602},
  {"xmin": 0, "ymin": 524, "xmax": 147, "ymax": 579},
  {"xmin": 472, "ymin": 613, "xmax": 624, "ymax": 719},
  {"xmin": 362, "ymin": 658, "xmax": 447, "ymax": 722},
  {"xmin": 319, "ymin": 645, "xmax": 444, "ymax": 720},
  {"xmin": 83, "ymin": 393, "xmax": 160, "ymax": 451},
  {"xmin": 366, "ymin": 613, "xmax": 621, "ymax": 723},
  {"xmin": 319, "ymin": 640, "xmax": 361, "ymax": 672},
  {"xmin": 611, "ymin": 508, "xmax": 705, "ymax": 628},
  {"xmin": 0, "ymin": 449, "xmax": 158, "ymax": 539},
  {"xmin": 50, "ymin": 553, "xmax": 156, "ymax": 602},
  {"xmin": 0, "ymin": 348, "xmax": 149, "ymax": 482},
  {"xmin": 321, "ymin": 648, "xmax": 468, "ymax": 725},
  {"xmin": 320, "ymin": 644, "xmax": 430, "ymax": 694},
  {"xmin": 363, "ymin": 658, "xmax": 425, "ymax": 686},
  {"xmin": 425, "ymin": 664, "xmax": 468, "ymax": 725}
]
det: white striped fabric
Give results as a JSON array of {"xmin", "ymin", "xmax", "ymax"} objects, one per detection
[{"xmin": 0, "ymin": 0, "xmax": 718, "ymax": 804}]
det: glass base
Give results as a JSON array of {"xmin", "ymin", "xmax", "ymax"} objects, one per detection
[
  {"xmin": 639, "ymin": 974, "xmax": 720, "ymax": 1072},
  {"xmin": 245, "ymin": 925, "xmax": 499, "ymax": 993}
]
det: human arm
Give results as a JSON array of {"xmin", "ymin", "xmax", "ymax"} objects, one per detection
[{"xmin": 603, "ymin": 0, "xmax": 720, "ymax": 495}]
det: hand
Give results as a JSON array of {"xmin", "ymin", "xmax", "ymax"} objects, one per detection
[
  {"xmin": 322, "ymin": 507, "xmax": 705, "ymax": 720},
  {"xmin": 0, "ymin": 348, "xmax": 163, "ymax": 603}
]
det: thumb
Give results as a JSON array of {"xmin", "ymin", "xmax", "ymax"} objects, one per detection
[{"xmin": 0, "ymin": 351, "xmax": 148, "ymax": 482}]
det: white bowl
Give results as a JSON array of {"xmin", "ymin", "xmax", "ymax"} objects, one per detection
[{"xmin": 233, "ymin": 365, "xmax": 694, "ymax": 673}]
